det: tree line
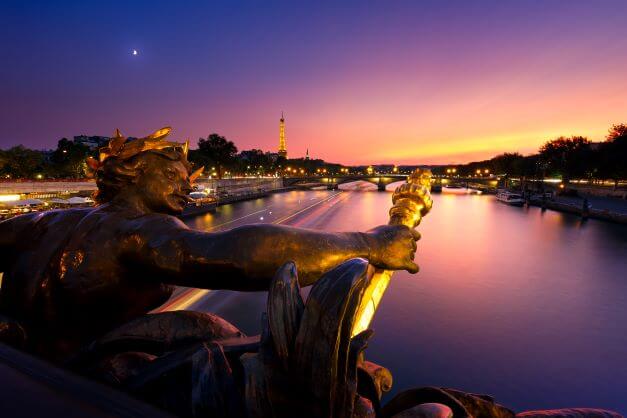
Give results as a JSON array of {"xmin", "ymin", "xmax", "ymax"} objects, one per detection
[
  {"xmin": 0, "ymin": 133, "xmax": 341, "ymax": 180},
  {"xmin": 432, "ymin": 123, "xmax": 627, "ymax": 185}
]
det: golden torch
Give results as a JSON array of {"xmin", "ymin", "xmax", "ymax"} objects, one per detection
[{"xmin": 351, "ymin": 168, "xmax": 433, "ymax": 337}]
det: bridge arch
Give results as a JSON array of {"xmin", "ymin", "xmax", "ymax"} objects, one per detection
[{"xmin": 282, "ymin": 174, "xmax": 408, "ymax": 191}]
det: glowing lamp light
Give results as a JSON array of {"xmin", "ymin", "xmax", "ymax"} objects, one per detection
[{"xmin": 352, "ymin": 270, "xmax": 392, "ymax": 337}]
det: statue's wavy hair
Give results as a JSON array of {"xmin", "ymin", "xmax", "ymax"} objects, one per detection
[{"xmin": 93, "ymin": 149, "xmax": 191, "ymax": 204}]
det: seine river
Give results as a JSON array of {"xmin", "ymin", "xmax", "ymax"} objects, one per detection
[{"xmin": 183, "ymin": 184, "xmax": 627, "ymax": 413}]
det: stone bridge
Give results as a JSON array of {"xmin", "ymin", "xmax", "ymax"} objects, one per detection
[{"xmin": 283, "ymin": 174, "xmax": 408, "ymax": 191}]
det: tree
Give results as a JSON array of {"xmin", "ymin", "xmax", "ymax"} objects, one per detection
[
  {"xmin": 490, "ymin": 153, "xmax": 526, "ymax": 176},
  {"xmin": 0, "ymin": 146, "xmax": 46, "ymax": 179},
  {"xmin": 0, "ymin": 149, "xmax": 7, "ymax": 175},
  {"xmin": 274, "ymin": 155, "xmax": 287, "ymax": 173},
  {"xmin": 49, "ymin": 138, "xmax": 92, "ymax": 178},
  {"xmin": 238, "ymin": 149, "xmax": 274, "ymax": 175},
  {"xmin": 196, "ymin": 134, "xmax": 238, "ymax": 178},
  {"xmin": 599, "ymin": 123, "xmax": 627, "ymax": 186},
  {"xmin": 607, "ymin": 123, "xmax": 627, "ymax": 142},
  {"xmin": 538, "ymin": 136, "xmax": 591, "ymax": 181}
]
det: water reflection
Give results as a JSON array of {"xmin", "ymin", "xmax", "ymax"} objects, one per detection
[{"xmin": 185, "ymin": 189, "xmax": 627, "ymax": 413}]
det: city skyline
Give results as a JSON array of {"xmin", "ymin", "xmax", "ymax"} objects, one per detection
[{"xmin": 2, "ymin": 1, "xmax": 627, "ymax": 165}]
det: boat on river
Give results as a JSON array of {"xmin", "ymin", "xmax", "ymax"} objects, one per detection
[
  {"xmin": 442, "ymin": 184, "xmax": 467, "ymax": 194},
  {"xmin": 181, "ymin": 191, "xmax": 217, "ymax": 217},
  {"xmin": 496, "ymin": 190, "xmax": 525, "ymax": 206}
]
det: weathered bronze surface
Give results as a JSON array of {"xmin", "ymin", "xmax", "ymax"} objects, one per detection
[{"xmin": 0, "ymin": 129, "xmax": 621, "ymax": 418}]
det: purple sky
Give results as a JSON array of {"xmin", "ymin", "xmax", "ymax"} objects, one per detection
[{"xmin": 2, "ymin": 1, "xmax": 627, "ymax": 164}]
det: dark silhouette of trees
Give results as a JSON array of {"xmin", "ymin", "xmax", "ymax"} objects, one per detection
[
  {"xmin": 194, "ymin": 134, "xmax": 238, "ymax": 179},
  {"xmin": 607, "ymin": 123, "xmax": 627, "ymax": 142},
  {"xmin": 538, "ymin": 136, "xmax": 591, "ymax": 182},
  {"xmin": 0, "ymin": 146, "xmax": 46, "ymax": 179},
  {"xmin": 49, "ymin": 138, "xmax": 92, "ymax": 178},
  {"xmin": 238, "ymin": 149, "xmax": 273, "ymax": 176},
  {"xmin": 490, "ymin": 153, "xmax": 527, "ymax": 176},
  {"xmin": 598, "ymin": 124, "xmax": 627, "ymax": 187},
  {"xmin": 275, "ymin": 155, "xmax": 287, "ymax": 170}
]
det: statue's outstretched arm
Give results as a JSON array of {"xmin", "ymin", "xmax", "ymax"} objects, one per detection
[{"xmin": 125, "ymin": 216, "xmax": 418, "ymax": 290}]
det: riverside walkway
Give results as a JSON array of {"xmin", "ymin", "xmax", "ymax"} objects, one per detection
[{"xmin": 528, "ymin": 193, "xmax": 627, "ymax": 224}]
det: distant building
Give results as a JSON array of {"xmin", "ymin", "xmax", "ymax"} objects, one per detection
[
  {"xmin": 278, "ymin": 112, "xmax": 287, "ymax": 158},
  {"xmin": 305, "ymin": 148, "xmax": 310, "ymax": 160},
  {"xmin": 73, "ymin": 135, "xmax": 110, "ymax": 150}
]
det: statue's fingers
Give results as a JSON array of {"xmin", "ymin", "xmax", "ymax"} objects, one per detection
[
  {"xmin": 410, "ymin": 229, "xmax": 421, "ymax": 241},
  {"xmin": 405, "ymin": 260, "xmax": 419, "ymax": 274}
]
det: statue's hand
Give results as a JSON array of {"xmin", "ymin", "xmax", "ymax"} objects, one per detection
[{"xmin": 365, "ymin": 225, "xmax": 420, "ymax": 273}]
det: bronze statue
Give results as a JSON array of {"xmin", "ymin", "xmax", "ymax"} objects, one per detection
[
  {"xmin": 0, "ymin": 129, "xmax": 422, "ymax": 408},
  {"xmin": 0, "ymin": 128, "xmax": 620, "ymax": 418}
]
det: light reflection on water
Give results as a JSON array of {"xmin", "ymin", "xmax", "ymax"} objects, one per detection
[{"xmin": 186, "ymin": 187, "xmax": 627, "ymax": 413}]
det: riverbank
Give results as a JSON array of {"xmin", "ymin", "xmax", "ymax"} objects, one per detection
[
  {"xmin": 0, "ymin": 177, "xmax": 292, "ymax": 220},
  {"xmin": 527, "ymin": 194, "xmax": 627, "ymax": 224},
  {"xmin": 179, "ymin": 186, "xmax": 300, "ymax": 218}
]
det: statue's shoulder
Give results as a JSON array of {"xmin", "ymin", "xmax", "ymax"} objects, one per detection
[
  {"xmin": 0, "ymin": 208, "xmax": 93, "ymax": 251},
  {"xmin": 2, "ymin": 207, "xmax": 91, "ymax": 229}
]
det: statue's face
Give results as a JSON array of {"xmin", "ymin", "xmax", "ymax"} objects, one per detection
[{"xmin": 135, "ymin": 155, "xmax": 192, "ymax": 215}]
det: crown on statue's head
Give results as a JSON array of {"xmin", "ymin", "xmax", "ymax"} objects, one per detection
[
  {"xmin": 99, "ymin": 127, "xmax": 188, "ymax": 163},
  {"xmin": 86, "ymin": 127, "xmax": 203, "ymax": 182},
  {"xmin": 87, "ymin": 127, "xmax": 188, "ymax": 169}
]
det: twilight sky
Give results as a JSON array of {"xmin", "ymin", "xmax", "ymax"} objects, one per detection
[{"xmin": 2, "ymin": 1, "xmax": 627, "ymax": 165}]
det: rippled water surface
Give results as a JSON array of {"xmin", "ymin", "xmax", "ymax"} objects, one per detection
[{"xmin": 184, "ymin": 185, "xmax": 627, "ymax": 413}]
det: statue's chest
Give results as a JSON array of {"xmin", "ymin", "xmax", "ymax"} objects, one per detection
[{"xmin": 58, "ymin": 248, "xmax": 121, "ymax": 291}]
